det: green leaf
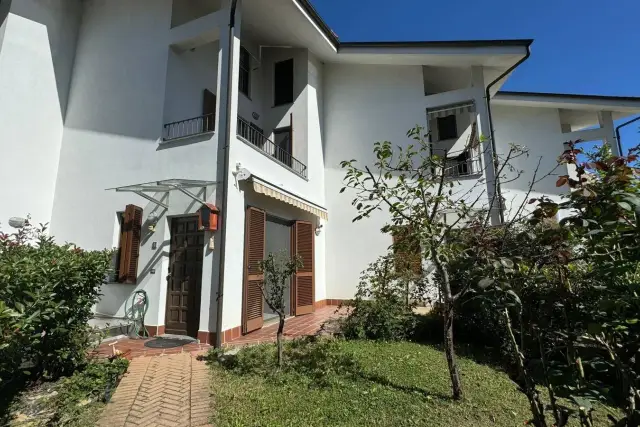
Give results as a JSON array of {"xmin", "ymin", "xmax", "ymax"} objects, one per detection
[
  {"xmin": 14, "ymin": 302, "xmax": 25, "ymax": 313},
  {"xmin": 506, "ymin": 290, "xmax": 521, "ymax": 305},
  {"xmin": 500, "ymin": 258, "xmax": 514, "ymax": 269},
  {"xmin": 618, "ymin": 201, "xmax": 633, "ymax": 211},
  {"xmin": 478, "ymin": 278, "xmax": 494, "ymax": 289}
]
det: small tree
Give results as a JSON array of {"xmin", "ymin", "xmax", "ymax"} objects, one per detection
[
  {"xmin": 340, "ymin": 125, "xmax": 532, "ymax": 400},
  {"xmin": 258, "ymin": 251, "xmax": 302, "ymax": 368}
]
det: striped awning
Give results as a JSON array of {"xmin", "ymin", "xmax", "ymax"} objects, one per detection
[
  {"xmin": 427, "ymin": 101, "xmax": 476, "ymax": 119},
  {"xmin": 252, "ymin": 178, "xmax": 329, "ymax": 221}
]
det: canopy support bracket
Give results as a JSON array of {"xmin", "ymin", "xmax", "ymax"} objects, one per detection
[
  {"xmin": 131, "ymin": 191, "xmax": 169, "ymax": 209},
  {"xmin": 171, "ymin": 185, "xmax": 208, "ymax": 206}
]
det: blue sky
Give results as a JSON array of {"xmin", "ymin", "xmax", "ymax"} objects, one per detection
[{"xmin": 310, "ymin": 0, "xmax": 640, "ymax": 152}]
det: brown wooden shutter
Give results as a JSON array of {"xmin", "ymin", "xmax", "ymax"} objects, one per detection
[
  {"xmin": 292, "ymin": 221, "xmax": 314, "ymax": 316},
  {"xmin": 118, "ymin": 204, "xmax": 143, "ymax": 284},
  {"xmin": 392, "ymin": 226, "xmax": 422, "ymax": 276},
  {"xmin": 242, "ymin": 207, "xmax": 266, "ymax": 334},
  {"xmin": 202, "ymin": 89, "xmax": 216, "ymax": 132}
]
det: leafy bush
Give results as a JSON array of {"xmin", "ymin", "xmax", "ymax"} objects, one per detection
[
  {"xmin": 50, "ymin": 357, "xmax": 129, "ymax": 425},
  {"xmin": 449, "ymin": 143, "xmax": 640, "ymax": 426},
  {"xmin": 4, "ymin": 356, "xmax": 129, "ymax": 427},
  {"xmin": 208, "ymin": 337, "xmax": 358, "ymax": 388},
  {"xmin": 0, "ymin": 221, "xmax": 112, "ymax": 381},
  {"xmin": 339, "ymin": 255, "xmax": 423, "ymax": 341}
]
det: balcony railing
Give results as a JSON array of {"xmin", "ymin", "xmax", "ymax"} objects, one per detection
[
  {"xmin": 444, "ymin": 155, "xmax": 482, "ymax": 178},
  {"xmin": 163, "ymin": 113, "xmax": 215, "ymax": 142},
  {"xmin": 237, "ymin": 116, "xmax": 308, "ymax": 178}
]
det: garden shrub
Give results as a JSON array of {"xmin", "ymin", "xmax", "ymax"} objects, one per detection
[
  {"xmin": 3, "ymin": 356, "xmax": 130, "ymax": 427},
  {"xmin": 338, "ymin": 254, "xmax": 424, "ymax": 341},
  {"xmin": 49, "ymin": 357, "xmax": 129, "ymax": 425},
  {"xmin": 0, "ymin": 221, "xmax": 112, "ymax": 381}
]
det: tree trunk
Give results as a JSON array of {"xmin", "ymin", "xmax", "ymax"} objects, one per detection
[
  {"xmin": 443, "ymin": 302, "xmax": 463, "ymax": 400},
  {"xmin": 504, "ymin": 308, "xmax": 547, "ymax": 427},
  {"xmin": 430, "ymin": 247, "xmax": 463, "ymax": 400},
  {"xmin": 276, "ymin": 313, "xmax": 285, "ymax": 368}
]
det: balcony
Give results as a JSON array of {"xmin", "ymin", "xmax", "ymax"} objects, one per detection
[
  {"xmin": 163, "ymin": 114, "xmax": 215, "ymax": 142},
  {"xmin": 236, "ymin": 116, "xmax": 308, "ymax": 179},
  {"xmin": 444, "ymin": 155, "xmax": 482, "ymax": 178}
]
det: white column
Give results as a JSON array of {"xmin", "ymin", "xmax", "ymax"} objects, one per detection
[
  {"xmin": 198, "ymin": 0, "xmax": 244, "ymax": 338},
  {"xmin": 598, "ymin": 111, "xmax": 620, "ymax": 156},
  {"xmin": 471, "ymin": 66, "xmax": 501, "ymax": 225}
]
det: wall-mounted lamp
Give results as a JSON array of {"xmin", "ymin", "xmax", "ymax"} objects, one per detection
[
  {"xmin": 315, "ymin": 224, "xmax": 323, "ymax": 236},
  {"xmin": 146, "ymin": 211, "xmax": 160, "ymax": 233}
]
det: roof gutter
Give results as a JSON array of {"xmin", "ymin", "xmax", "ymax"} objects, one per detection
[
  {"xmin": 215, "ymin": 0, "xmax": 238, "ymax": 349},
  {"xmin": 615, "ymin": 115, "xmax": 640, "ymax": 156},
  {"xmin": 484, "ymin": 43, "xmax": 532, "ymax": 224}
]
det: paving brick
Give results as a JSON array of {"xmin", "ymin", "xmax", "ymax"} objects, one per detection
[{"xmin": 97, "ymin": 352, "xmax": 212, "ymax": 427}]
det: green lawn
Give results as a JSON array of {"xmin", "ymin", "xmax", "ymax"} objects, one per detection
[{"xmin": 208, "ymin": 339, "xmax": 615, "ymax": 426}]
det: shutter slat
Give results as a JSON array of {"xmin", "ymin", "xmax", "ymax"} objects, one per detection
[
  {"xmin": 392, "ymin": 226, "xmax": 422, "ymax": 276},
  {"xmin": 293, "ymin": 221, "xmax": 314, "ymax": 316},
  {"xmin": 243, "ymin": 207, "xmax": 265, "ymax": 334},
  {"xmin": 118, "ymin": 205, "xmax": 143, "ymax": 284}
]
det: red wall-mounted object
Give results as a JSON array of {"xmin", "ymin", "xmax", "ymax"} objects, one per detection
[{"xmin": 198, "ymin": 203, "xmax": 220, "ymax": 231}]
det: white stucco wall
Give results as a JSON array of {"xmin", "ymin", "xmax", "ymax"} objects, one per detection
[
  {"xmin": 492, "ymin": 105, "xmax": 570, "ymax": 218},
  {"xmin": 323, "ymin": 63, "xmax": 427, "ymax": 300},
  {"xmin": 0, "ymin": 0, "xmax": 81, "ymax": 228},
  {"xmin": 50, "ymin": 0, "xmax": 222, "ymax": 330},
  {"xmin": 164, "ymin": 41, "xmax": 219, "ymax": 124}
]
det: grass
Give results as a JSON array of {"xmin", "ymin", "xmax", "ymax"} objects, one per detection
[{"xmin": 208, "ymin": 339, "xmax": 617, "ymax": 427}]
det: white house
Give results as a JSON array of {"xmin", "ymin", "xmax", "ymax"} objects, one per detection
[{"xmin": 1, "ymin": 0, "xmax": 639, "ymax": 346}]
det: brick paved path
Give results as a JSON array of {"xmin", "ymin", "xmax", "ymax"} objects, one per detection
[{"xmin": 97, "ymin": 353, "xmax": 211, "ymax": 427}]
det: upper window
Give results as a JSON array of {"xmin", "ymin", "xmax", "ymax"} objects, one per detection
[
  {"xmin": 274, "ymin": 58, "xmax": 294, "ymax": 106},
  {"xmin": 437, "ymin": 115, "xmax": 458, "ymax": 141},
  {"xmin": 239, "ymin": 47, "xmax": 251, "ymax": 97}
]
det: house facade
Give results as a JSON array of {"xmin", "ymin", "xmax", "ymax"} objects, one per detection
[{"xmin": 1, "ymin": 0, "xmax": 639, "ymax": 346}]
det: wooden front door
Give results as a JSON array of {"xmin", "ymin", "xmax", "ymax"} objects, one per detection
[
  {"xmin": 292, "ymin": 221, "xmax": 314, "ymax": 316},
  {"xmin": 165, "ymin": 217, "xmax": 204, "ymax": 337}
]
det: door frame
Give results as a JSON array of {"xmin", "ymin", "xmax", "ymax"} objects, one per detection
[{"xmin": 164, "ymin": 215, "xmax": 204, "ymax": 338}]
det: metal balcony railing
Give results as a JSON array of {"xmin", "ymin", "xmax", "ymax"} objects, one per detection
[
  {"xmin": 444, "ymin": 155, "xmax": 482, "ymax": 178},
  {"xmin": 163, "ymin": 113, "xmax": 215, "ymax": 142},
  {"xmin": 237, "ymin": 116, "xmax": 308, "ymax": 178}
]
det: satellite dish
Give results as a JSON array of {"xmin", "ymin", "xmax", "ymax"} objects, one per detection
[
  {"xmin": 235, "ymin": 168, "xmax": 252, "ymax": 181},
  {"xmin": 8, "ymin": 217, "xmax": 27, "ymax": 228}
]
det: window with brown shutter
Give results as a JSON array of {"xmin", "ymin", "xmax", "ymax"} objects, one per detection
[
  {"xmin": 117, "ymin": 205, "xmax": 143, "ymax": 284},
  {"xmin": 292, "ymin": 221, "xmax": 314, "ymax": 316},
  {"xmin": 242, "ymin": 207, "xmax": 266, "ymax": 334},
  {"xmin": 392, "ymin": 226, "xmax": 422, "ymax": 276}
]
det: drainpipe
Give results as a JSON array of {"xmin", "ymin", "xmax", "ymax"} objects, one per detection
[
  {"xmin": 484, "ymin": 43, "xmax": 532, "ymax": 224},
  {"xmin": 615, "ymin": 115, "xmax": 640, "ymax": 156},
  {"xmin": 215, "ymin": 0, "xmax": 238, "ymax": 348}
]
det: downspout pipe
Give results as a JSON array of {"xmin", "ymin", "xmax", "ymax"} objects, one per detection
[
  {"xmin": 484, "ymin": 43, "xmax": 532, "ymax": 224},
  {"xmin": 215, "ymin": 0, "xmax": 238, "ymax": 349},
  {"xmin": 615, "ymin": 115, "xmax": 640, "ymax": 156}
]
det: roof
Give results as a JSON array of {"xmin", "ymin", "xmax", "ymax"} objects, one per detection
[
  {"xmin": 497, "ymin": 91, "xmax": 640, "ymax": 103},
  {"xmin": 493, "ymin": 91, "xmax": 640, "ymax": 129},
  {"xmin": 294, "ymin": 0, "xmax": 533, "ymax": 52}
]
